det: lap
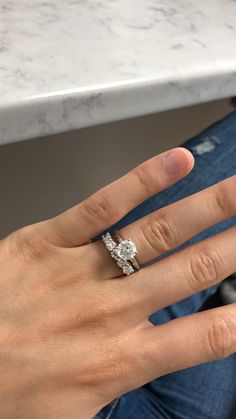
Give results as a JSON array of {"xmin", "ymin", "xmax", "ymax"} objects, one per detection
[{"xmin": 94, "ymin": 112, "xmax": 236, "ymax": 419}]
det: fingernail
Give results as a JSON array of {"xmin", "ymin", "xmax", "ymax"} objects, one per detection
[{"xmin": 163, "ymin": 149, "xmax": 190, "ymax": 175}]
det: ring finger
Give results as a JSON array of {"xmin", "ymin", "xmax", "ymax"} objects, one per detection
[{"xmin": 88, "ymin": 174, "xmax": 236, "ymax": 278}]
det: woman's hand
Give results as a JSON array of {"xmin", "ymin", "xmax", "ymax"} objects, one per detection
[{"xmin": 0, "ymin": 148, "xmax": 236, "ymax": 419}]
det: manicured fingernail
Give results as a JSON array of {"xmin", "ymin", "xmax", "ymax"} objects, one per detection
[{"xmin": 163, "ymin": 149, "xmax": 190, "ymax": 175}]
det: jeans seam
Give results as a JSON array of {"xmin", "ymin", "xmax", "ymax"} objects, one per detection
[{"xmin": 103, "ymin": 398, "xmax": 120, "ymax": 419}]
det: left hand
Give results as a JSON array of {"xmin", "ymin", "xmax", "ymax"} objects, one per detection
[{"xmin": 0, "ymin": 147, "xmax": 236, "ymax": 419}]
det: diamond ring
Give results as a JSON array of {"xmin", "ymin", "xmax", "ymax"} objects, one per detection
[{"xmin": 102, "ymin": 231, "xmax": 140, "ymax": 276}]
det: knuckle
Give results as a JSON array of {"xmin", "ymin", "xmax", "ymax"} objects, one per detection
[
  {"xmin": 97, "ymin": 294, "xmax": 125, "ymax": 323},
  {"xmin": 85, "ymin": 302, "xmax": 116, "ymax": 332},
  {"xmin": 134, "ymin": 165, "xmax": 154, "ymax": 195},
  {"xmin": 142, "ymin": 213, "xmax": 177, "ymax": 254},
  {"xmin": 206, "ymin": 316, "xmax": 236, "ymax": 360},
  {"xmin": 83, "ymin": 193, "xmax": 120, "ymax": 224},
  {"xmin": 188, "ymin": 248, "xmax": 221, "ymax": 291},
  {"xmin": 213, "ymin": 191, "xmax": 228, "ymax": 217},
  {"xmin": 96, "ymin": 299, "xmax": 115, "ymax": 321},
  {"xmin": 10, "ymin": 226, "xmax": 52, "ymax": 262},
  {"xmin": 213, "ymin": 177, "xmax": 236, "ymax": 217},
  {"xmin": 86, "ymin": 295, "xmax": 116, "ymax": 326},
  {"xmin": 88, "ymin": 287, "xmax": 131, "ymax": 331}
]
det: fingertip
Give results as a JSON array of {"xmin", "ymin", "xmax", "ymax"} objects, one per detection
[
  {"xmin": 163, "ymin": 147, "xmax": 195, "ymax": 176},
  {"xmin": 178, "ymin": 147, "xmax": 195, "ymax": 172}
]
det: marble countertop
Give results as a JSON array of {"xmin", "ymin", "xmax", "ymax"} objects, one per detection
[{"xmin": 1, "ymin": 0, "xmax": 236, "ymax": 145}]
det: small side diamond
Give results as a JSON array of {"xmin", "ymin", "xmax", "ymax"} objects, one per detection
[
  {"xmin": 122, "ymin": 263, "xmax": 134, "ymax": 275},
  {"xmin": 102, "ymin": 232, "xmax": 116, "ymax": 251},
  {"xmin": 116, "ymin": 259, "xmax": 126, "ymax": 268},
  {"xmin": 111, "ymin": 250, "xmax": 119, "ymax": 260},
  {"xmin": 114, "ymin": 258, "xmax": 134, "ymax": 275}
]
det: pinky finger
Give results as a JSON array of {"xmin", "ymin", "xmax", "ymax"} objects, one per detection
[{"xmin": 139, "ymin": 303, "xmax": 236, "ymax": 381}]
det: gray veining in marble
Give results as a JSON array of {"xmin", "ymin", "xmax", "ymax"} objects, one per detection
[{"xmin": 0, "ymin": 0, "xmax": 236, "ymax": 144}]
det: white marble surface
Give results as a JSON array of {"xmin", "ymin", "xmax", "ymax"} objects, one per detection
[{"xmin": 0, "ymin": 0, "xmax": 236, "ymax": 144}]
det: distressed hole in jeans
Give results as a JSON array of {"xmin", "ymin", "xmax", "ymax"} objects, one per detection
[{"xmin": 190, "ymin": 136, "xmax": 221, "ymax": 156}]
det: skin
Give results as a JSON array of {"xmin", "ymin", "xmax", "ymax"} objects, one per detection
[{"xmin": 0, "ymin": 147, "xmax": 236, "ymax": 419}]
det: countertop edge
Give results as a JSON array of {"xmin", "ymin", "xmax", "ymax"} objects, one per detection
[{"xmin": 1, "ymin": 69, "xmax": 236, "ymax": 145}]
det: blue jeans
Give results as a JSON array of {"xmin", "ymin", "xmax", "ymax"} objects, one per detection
[{"xmin": 94, "ymin": 111, "xmax": 236, "ymax": 419}]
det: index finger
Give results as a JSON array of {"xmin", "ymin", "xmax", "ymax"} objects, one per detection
[{"xmin": 37, "ymin": 148, "xmax": 194, "ymax": 247}]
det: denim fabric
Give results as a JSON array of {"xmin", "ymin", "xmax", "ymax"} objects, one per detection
[{"xmin": 94, "ymin": 111, "xmax": 236, "ymax": 419}]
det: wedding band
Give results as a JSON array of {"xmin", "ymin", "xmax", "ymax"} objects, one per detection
[{"xmin": 102, "ymin": 231, "xmax": 140, "ymax": 276}]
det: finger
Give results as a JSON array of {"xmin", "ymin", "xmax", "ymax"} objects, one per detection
[
  {"xmin": 121, "ymin": 174, "xmax": 236, "ymax": 264},
  {"xmin": 136, "ymin": 303, "xmax": 236, "ymax": 383},
  {"xmin": 123, "ymin": 225, "xmax": 236, "ymax": 320},
  {"xmin": 37, "ymin": 148, "xmax": 194, "ymax": 247},
  {"xmin": 90, "ymin": 174, "xmax": 236, "ymax": 278}
]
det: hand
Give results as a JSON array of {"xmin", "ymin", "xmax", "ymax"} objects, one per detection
[{"xmin": 0, "ymin": 148, "xmax": 236, "ymax": 419}]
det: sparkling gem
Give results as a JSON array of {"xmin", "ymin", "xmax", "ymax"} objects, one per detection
[
  {"xmin": 102, "ymin": 233, "xmax": 116, "ymax": 250},
  {"xmin": 114, "ymin": 239, "xmax": 137, "ymax": 260},
  {"xmin": 106, "ymin": 242, "xmax": 115, "ymax": 250},
  {"xmin": 123, "ymin": 263, "xmax": 134, "ymax": 275}
]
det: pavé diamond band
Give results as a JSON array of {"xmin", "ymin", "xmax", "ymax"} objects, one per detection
[{"xmin": 102, "ymin": 231, "xmax": 140, "ymax": 276}]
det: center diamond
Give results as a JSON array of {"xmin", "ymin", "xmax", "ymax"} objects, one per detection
[{"xmin": 115, "ymin": 239, "xmax": 137, "ymax": 260}]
